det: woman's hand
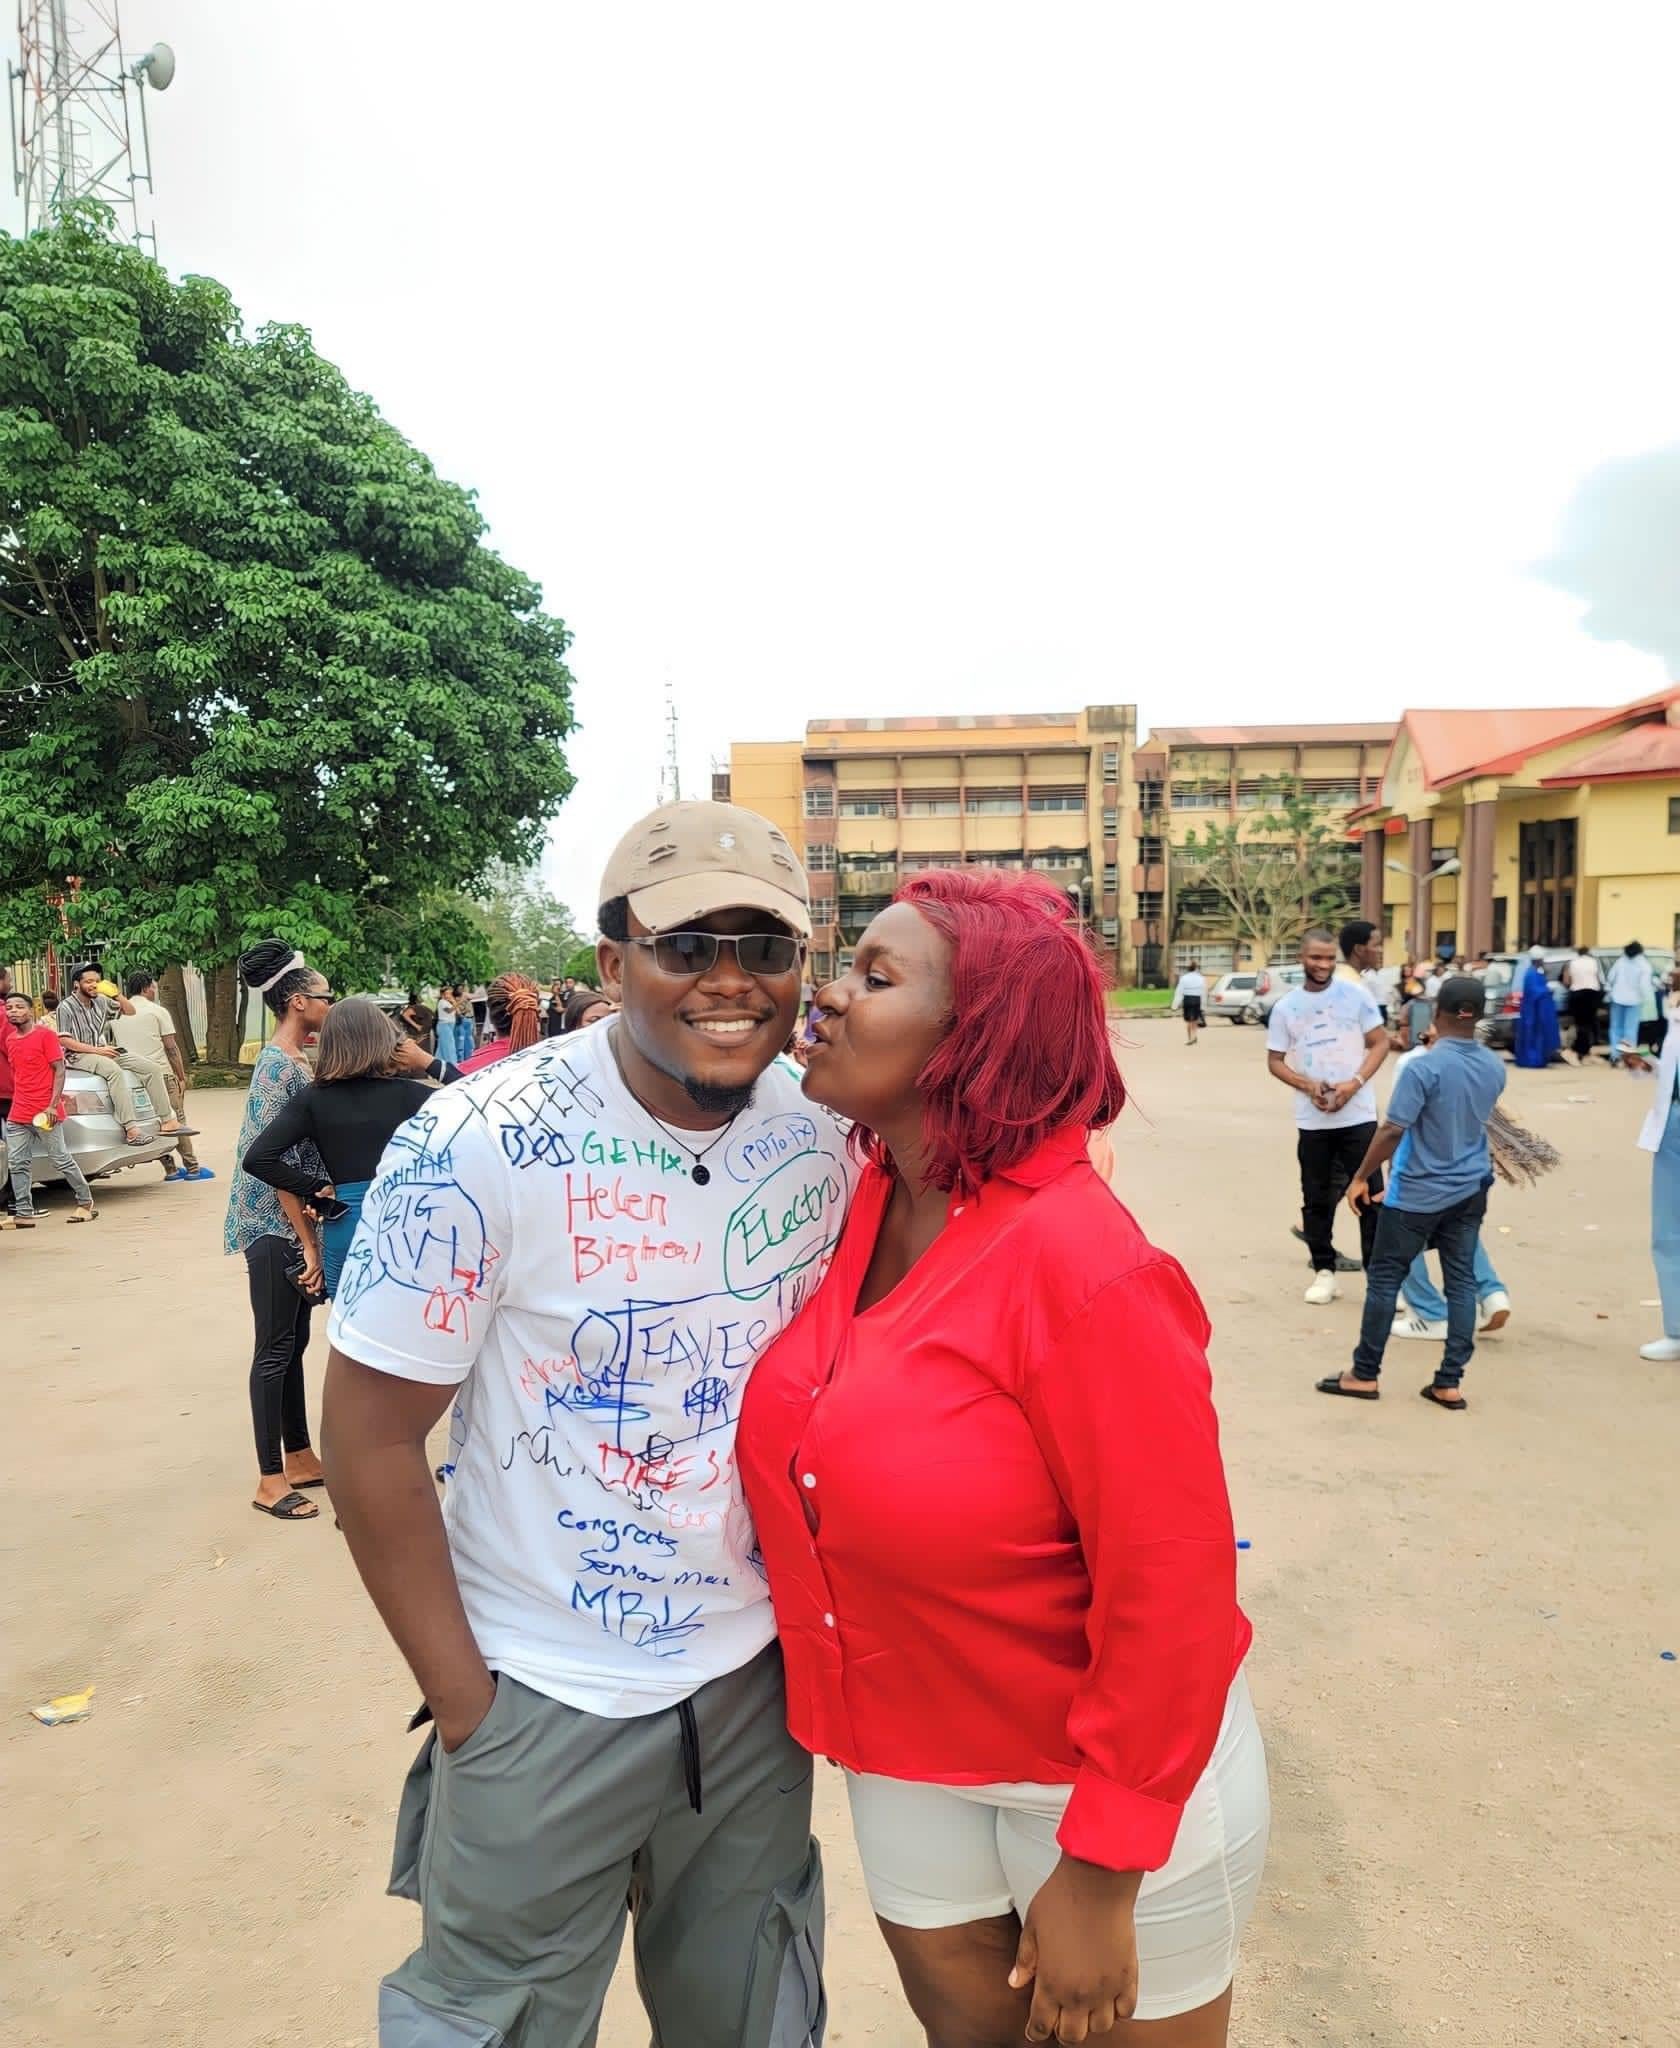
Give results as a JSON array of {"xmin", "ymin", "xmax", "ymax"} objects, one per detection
[
  {"xmin": 298, "ymin": 1251, "xmax": 326, "ymax": 1300},
  {"xmin": 392, "ymin": 1035, "xmax": 434, "ymax": 1076},
  {"xmin": 1009, "ymin": 1854, "xmax": 1141, "ymax": 2042}
]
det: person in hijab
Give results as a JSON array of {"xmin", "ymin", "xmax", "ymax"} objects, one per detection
[{"xmin": 1512, "ymin": 945, "xmax": 1561, "ymax": 1069}]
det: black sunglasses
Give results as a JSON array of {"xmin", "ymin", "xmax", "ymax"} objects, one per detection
[{"xmin": 629, "ymin": 932, "xmax": 803, "ymax": 978}]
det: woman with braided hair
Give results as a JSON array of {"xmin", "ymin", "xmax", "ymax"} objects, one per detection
[
  {"xmin": 457, "ymin": 971, "xmax": 543, "ymax": 1074},
  {"xmin": 224, "ymin": 939, "xmax": 337, "ymax": 1522}
]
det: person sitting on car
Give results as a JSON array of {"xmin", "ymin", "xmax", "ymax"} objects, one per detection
[{"xmin": 54, "ymin": 962, "xmax": 192, "ymax": 1149}]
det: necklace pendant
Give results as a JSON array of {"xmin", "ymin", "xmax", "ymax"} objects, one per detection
[{"xmin": 691, "ymin": 1163, "xmax": 711, "ymax": 1186}]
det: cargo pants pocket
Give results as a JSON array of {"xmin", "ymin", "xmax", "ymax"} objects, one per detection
[
  {"xmin": 738, "ymin": 1834, "xmax": 827, "ymax": 2048},
  {"xmin": 387, "ymin": 1726, "xmax": 438, "ymax": 1904}
]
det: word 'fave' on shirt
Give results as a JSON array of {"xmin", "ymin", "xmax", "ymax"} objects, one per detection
[
  {"xmin": 327, "ymin": 1028, "xmax": 857, "ymax": 1718},
  {"xmin": 1266, "ymin": 978, "xmax": 1385, "ymax": 1130}
]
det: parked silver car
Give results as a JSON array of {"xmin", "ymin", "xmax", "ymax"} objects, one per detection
[
  {"xmin": 1241, "ymin": 962, "xmax": 1306, "ymax": 1024},
  {"xmin": 1206, "ymin": 972, "xmax": 1262, "ymax": 1022},
  {"xmin": 20, "ymin": 1062, "xmax": 174, "ymax": 1190}
]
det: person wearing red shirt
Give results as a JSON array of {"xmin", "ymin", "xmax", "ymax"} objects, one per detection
[
  {"xmin": 1, "ymin": 991, "xmax": 97, "ymax": 1224},
  {"xmin": 738, "ymin": 870, "xmax": 1267, "ymax": 2047}
]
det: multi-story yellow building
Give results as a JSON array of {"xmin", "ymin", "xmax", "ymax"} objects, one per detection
[
  {"xmin": 1132, "ymin": 722, "xmax": 1396, "ymax": 978},
  {"xmin": 1351, "ymin": 686, "xmax": 1680, "ymax": 959},
  {"xmin": 723, "ymin": 706, "xmax": 1137, "ymax": 987}
]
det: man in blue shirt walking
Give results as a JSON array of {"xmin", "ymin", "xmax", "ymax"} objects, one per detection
[{"xmin": 1314, "ymin": 976, "xmax": 1506, "ymax": 1411}]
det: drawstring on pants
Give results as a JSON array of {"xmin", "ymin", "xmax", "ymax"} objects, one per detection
[{"xmin": 677, "ymin": 1696, "xmax": 704, "ymax": 1814}]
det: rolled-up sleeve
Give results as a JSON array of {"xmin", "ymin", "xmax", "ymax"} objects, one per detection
[{"xmin": 1021, "ymin": 1257, "xmax": 1239, "ymax": 1872}]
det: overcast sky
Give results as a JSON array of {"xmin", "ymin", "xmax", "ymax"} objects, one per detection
[{"xmin": 18, "ymin": 3, "xmax": 1680, "ymax": 915}]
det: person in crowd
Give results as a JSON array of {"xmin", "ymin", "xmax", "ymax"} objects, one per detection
[
  {"xmin": 543, "ymin": 977, "xmax": 568, "ymax": 1037},
  {"xmin": 467, "ymin": 982, "xmax": 489, "ymax": 1051},
  {"xmin": 738, "ymin": 870, "xmax": 1266, "ymax": 2046},
  {"xmin": 1561, "ymin": 944, "xmax": 1603, "ymax": 1062},
  {"xmin": 324, "ymin": 799, "xmax": 851, "ymax": 2048},
  {"xmin": 1171, "ymin": 958, "xmax": 1207, "ymax": 1045},
  {"xmin": 1636, "ymin": 961, "xmax": 1680, "ymax": 1362},
  {"xmin": 397, "ymin": 991, "xmax": 435, "ymax": 1052},
  {"xmin": 0, "ymin": 967, "xmax": 12, "ymax": 1215},
  {"xmin": 1383, "ymin": 1023, "xmax": 1511, "ymax": 1341},
  {"xmin": 1512, "ymin": 945, "xmax": 1562, "ymax": 1068},
  {"xmin": 39, "ymin": 984, "xmax": 60, "ymax": 1013},
  {"xmin": 55, "ymin": 961, "xmax": 191, "ymax": 1147},
  {"xmin": 1267, "ymin": 929, "xmax": 1390, "ymax": 1302},
  {"xmin": 1335, "ymin": 918, "xmax": 1381, "ymax": 987},
  {"xmin": 0, "ymin": 990, "xmax": 97, "ymax": 1224},
  {"xmin": 1607, "ymin": 940, "xmax": 1654, "ymax": 1066},
  {"xmin": 433, "ymin": 984, "xmax": 462, "ymax": 1065},
  {"xmin": 1317, "ymin": 975, "xmax": 1505, "ymax": 1410},
  {"xmin": 223, "ymin": 942, "xmax": 336, "ymax": 1523},
  {"xmin": 1399, "ymin": 971, "xmax": 1434, "ymax": 1051},
  {"xmin": 115, "ymin": 970, "xmax": 212, "ymax": 1182},
  {"xmin": 243, "ymin": 997, "xmax": 451, "ymax": 1300},
  {"xmin": 561, "ymin": 985, "xmax": 615, "ymax": 1033},
  {"xmin": 455, "ymin": 971, "xmax": 543, "ymax": 1074}
]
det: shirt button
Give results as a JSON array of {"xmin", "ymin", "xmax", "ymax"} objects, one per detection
[
  {"xmin": 801, "ymin": 1473, "xmax": 817, "ymax": 1489},
  {"xmin": 823, "ymin": 1613, "xmax": 835, "ymax": 1628}
]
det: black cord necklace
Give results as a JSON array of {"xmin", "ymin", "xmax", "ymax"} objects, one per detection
[{"xmin": 609, "ymin": 1029, "xmax": 743, "ymax": 1185}]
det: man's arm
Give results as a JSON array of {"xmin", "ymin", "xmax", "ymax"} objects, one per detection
[
  {"xmin": 56, "ymin": 1031, "xmax": 112, "ymax": 1057},
  {"xmin": 1265, "ymin": 1049, "xmax": 1320, "ymax": 1099},
  {"xmin": 1322, "ymin": 1023, "xmax": 1391, "ymax": 1113},
  {"xmin": 111, "ymin": 994, "xmax": 136, "ymax": 1017},
  {"xmin": 47, "ymin": 1054, "xmax": 68, "ymax": 1116},
  {"xmin": 1347, "ymin": 1122, "xmax": 1405, "ymax": 1210},
  {"xmin": 160, "ymin": 1030, "xmax": 188, "ymax": 1090},
  {"xmin": 323, "ymin": 1352, "xmax": 496, "ymax": 1750}
]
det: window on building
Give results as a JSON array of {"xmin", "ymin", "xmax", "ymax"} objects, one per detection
[
  {"xmin": 1170, "ymin": 781, "xmax": 1226, "ymax": 810},
  {"xmin": 1028, "ymin": 850, "xmax": 1082, "ymax": 873},
  {"xmin": 1102, "ymin": 747, "xmax": 1120, "ymax": 784},
  {"xmin": 1100, "ymin": 917, "xmax": 1119, "ymax": 944},
  {"xmin": 1491, "ymin": 897, "xmax": 1507, "ymax": 952},
  {"xmin": 1669, "ymin": 797, "xmax": 1680, "ymax": 833},
  {"xmin": 1028, "ymin": 790, "xmax": 1085, "ymax": 813},
  {"xmin": 1102, "ymin": 806, "xmax": 1119, "ymax": 836},
  {"xmin": 964, "ymin": 792, "xmax": 1022, "ymax": 814},
  {"xmin": 803, "ymin": 786, "xmax": 834, "ymax": 818},
  {"xmin": 839, "ymin": 796, "xmax": 896, "ymax": 818},
  {"xmin": 711, "ymin": 770, "xmax": 732, "ymax": 802},
  {"xmin": 900, "ymin": 798, "xmax": 958, "ymax": 816},
  {"xmin": 1138, "ymin": 890, "xmax": 1164, "ymax": 920},
  {"xmin": 1138, "ymin": 835, "xmax": 1164, "ymax": 866},
  {"xmin": 1138, "ymin": 777, "xmax": 1164, "ymax": 812},
  {"xmin": 805, "ymin": 843, "xmax": 836, "ymax": 871},
  {"xmin": 811, "ymin": 951, "xmax": 832, "ymax": 985},
  {"xmin": 1103, "ymin": 863, "xmax": 1118, "ymax": 893}
]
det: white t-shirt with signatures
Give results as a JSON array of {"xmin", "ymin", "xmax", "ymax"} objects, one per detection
[{"xmin": 327, "ymin": 1021, "xmax": 857, "ymax": 1717}]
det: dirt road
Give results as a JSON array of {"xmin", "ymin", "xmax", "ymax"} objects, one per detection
[{"xmin": 5, "ymin": 1025, "xmax": 1677, "ymax": 2046}]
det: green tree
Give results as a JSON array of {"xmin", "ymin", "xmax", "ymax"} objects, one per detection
[
  {"xmin": 0, "ymin": 210, "xmax": 575, "ymax": 1059},
  {"xmin": 465, "ymin": 862, "xmax": 582, "ymax": 981},
  {"xmin": 559, "ymin": 937, "xmax": 602, "ymax": 987},
  {"xmin": 1175, "ymin": 776, "xmax": 1361, "ymax": 962}
]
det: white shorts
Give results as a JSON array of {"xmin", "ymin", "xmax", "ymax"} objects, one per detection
[{"xmin": 846, "ymin": 1670, "xmax": 1269, "ymax": 2023}]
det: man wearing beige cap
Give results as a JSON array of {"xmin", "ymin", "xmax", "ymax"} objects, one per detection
[{"xmin": 326, "ymin": 800, "xmax": 854, "ymax": 2048}]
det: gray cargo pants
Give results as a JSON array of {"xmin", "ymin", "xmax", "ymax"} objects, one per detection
[{"xmin": 379, "ymin": 1643, "xmax": 825, "ymax": 2048}]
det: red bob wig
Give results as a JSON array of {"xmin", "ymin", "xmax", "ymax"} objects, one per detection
[{"xmin": 864, "ymin": 867, "xmax": 1125, "ymax": 1195}]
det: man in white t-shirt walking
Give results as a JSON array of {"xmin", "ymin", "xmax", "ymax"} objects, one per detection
[
  {"xmin": 325, "ymin": 801, "xmax": 854, "ymax": 2048},
  {"xmin": 1266, "ymin": 928, "xmax": 1391, "ymax": 1304},
  {"xmin": 113, "ymin": 970, "xmax": 208, "ymax": 1180}
]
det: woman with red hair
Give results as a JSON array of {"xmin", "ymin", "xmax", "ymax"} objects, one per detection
[
  {"xmin": 738, "ymin": 870, "xmax": 1266, "ymax": 2047},
  {"xmin": 457, "ymin": 972, "xmax": 542, "ymax": 1074}
]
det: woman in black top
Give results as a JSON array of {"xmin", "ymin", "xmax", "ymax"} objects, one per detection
[{"xmin": 242, "ymin": 997, "xmax": 457, "ymax": 1299}]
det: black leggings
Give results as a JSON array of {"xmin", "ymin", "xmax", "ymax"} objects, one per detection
[{"xmin": 245, "ymin": 1234, "xmax": 314, "ymax": 1475}]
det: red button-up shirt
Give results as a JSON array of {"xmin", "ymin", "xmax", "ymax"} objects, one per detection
[{"xmin": 737, "ymin": 1126, "xmax": 1251, "ymax": 1874}]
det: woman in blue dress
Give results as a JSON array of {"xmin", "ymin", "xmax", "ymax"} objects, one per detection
[{"xmin": 1513, "ymin": 946, "xmax": 1561, "ymax": 1068}]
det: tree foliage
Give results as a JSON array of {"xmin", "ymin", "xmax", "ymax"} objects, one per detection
[
  {"xmin": 1174, "ymin": 776, "xmax": 1361, "ymax": 961},
  {"xmin": 462, "ymin": 862, "xmax": 582, "ymax": 982},
  {"xmin": 0, "ymin": 209, "xmax": 575, "ymax": 1053}
]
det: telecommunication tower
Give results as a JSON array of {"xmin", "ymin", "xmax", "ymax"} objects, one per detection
[
  {"xmin": 9, "ymin": 2, "xmax": 174, "ymax": 252},
  {"xmin": 661, "ymin": 676, "xmax": 683, "ymax": 805}
]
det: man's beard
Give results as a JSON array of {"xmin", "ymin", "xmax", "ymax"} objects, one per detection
[{"xmin": 682, "ymin": 1075, "xmax": 757, "ymax": 1118}]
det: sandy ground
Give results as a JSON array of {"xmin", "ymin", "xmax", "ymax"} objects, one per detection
[{"xmin": 5, "ymin": 1024, "xmax": 1678, "ymax": 2048}]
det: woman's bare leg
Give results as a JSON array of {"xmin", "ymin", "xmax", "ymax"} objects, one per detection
[{"xmin": 877, "ymin": 1916, "xmax": 1234, "ymax": 2048}]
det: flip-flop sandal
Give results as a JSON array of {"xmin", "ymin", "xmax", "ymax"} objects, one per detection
[
  {"xmin": 8, "ymin": 1215, "xmax": 36, "ymax": 1229},
  {"xmin": 1315, "ymin": 1375, "xmax": 1380, "ymax": 1400},
  {"xmin": 286, "ymin": 1476, "xmax": 327, "ymax": 1489},
  {"xmin": 67, "ymin": 1208, "xmax": 97, "ymax": 1223},
  {"xmin": 252, "ymin": 1491, "xmax": 319, "ymax": 1520},
  {"xmin": 1420, "ymin": 1385, "xmax": 1468, "ymax": 1412}
]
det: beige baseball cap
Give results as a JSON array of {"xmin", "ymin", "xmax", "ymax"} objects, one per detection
[{"xmin": 599, "ymin": 800, "xmax": 811, "ymax": 940}]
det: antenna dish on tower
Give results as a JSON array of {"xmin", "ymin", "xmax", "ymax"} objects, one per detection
[{"xmin": 134, "ymin": 42, "xmax": 175, "ymax": 90}]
